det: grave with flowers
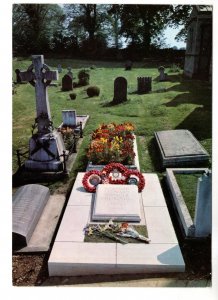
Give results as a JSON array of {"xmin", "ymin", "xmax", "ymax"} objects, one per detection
[
  {"xmin": 86, "ymin": 122, "xmax": 140, "ymax": 171},
  {"xmin": 48, "ymin": 158, "xmax": 185, "ymax": 276}
]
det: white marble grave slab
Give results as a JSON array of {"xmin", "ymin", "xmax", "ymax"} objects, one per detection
[
  {"xmin": 48, "ymin": 173, "xmax": 185, "ymax": 276},
  {"xmin": 92, "ymin": 184, "xmax": 141, "ymax": 222}
]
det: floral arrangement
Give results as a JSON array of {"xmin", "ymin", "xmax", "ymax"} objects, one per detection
[
  {"xmin": 87, "ymin": 122, "xmax": 136, "ymax": 165},
  {"xmin": 82, "ymin": 162, "xmax": 145, "ymax": 193}
]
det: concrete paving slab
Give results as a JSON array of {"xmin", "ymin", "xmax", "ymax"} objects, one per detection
[
  {"xmin": 55, "ymin": 206, "xmax": 90, "ymax": 241},
  {"xmin": 48, "ymin": 242, "xmax": 116, "ymax": 276},
  {"xmin": 116, "ymin": 244, "xmax": 185, "ymax": 273},
  {"xmin": 141, "ymin": 174, "xmax": 166, "ymax": 207},
  {"xmin": 145, "ymin": 207, "xmax": 178, "ymax": 243}
]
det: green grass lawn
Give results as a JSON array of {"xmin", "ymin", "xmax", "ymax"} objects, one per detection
[
  {"xmin": 175, "ymin": 173, "xmax": 203, "ymax": 219},
  {"xmin": 12, "ymin": 58, "xmax": 212, "ymax": 191}
]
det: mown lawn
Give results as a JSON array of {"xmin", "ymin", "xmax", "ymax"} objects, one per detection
[{"xmin": 12, "ymin": 58, "xmax": 212, "ymax": 193}]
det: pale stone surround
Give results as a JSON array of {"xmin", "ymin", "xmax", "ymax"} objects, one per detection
[{"xmin": 48, "ymin": 173, "xmax": 185, "ymax": 276}]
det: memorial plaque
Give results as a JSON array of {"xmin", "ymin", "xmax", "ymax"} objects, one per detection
[
  {"xmin": 13, "ymin": 184, "xmax": 50, "ymax": 247},
  {"xmin": 92, "ymin": 185, "xmax": 141, "ymax": 222},
  {"xmin": 62, "ymin": 110, "xmax": 77, "ymax": 127},
  {"xmin": 155, "ymin": 130, "xmax": 209, "ymax": 167}
]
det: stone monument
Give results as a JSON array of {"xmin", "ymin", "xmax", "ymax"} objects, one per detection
[
  {"xmin": 13, "ymin": 184, "xmax": 50, "ymax": 247},
  {"xmin": 19, "ymin": 55, "xmax": 66, "ymax": 172},
  {"xmin": 194, "ymin": 170, "xmax": 212, "ymax": 237},
  {"xmin": 62, "ymin": 73, "xmax": 73, "ymax": 91},
  {"xmin": 92, "ymin": 184, "xmax": 141, "ymax": 222},
  {"xmin": 137, "ymin": 77, "xmax": 152, "ymax": 94},
  {"xmin": 62, "ymin": 110, "xmax": 77, "ymax": 127},
  {"xmin": 112, "ymin": 77, "xmax": 127, "ymax": 104},
  {"xmin": 158, "ymin": 66, "xmax": 167, "ymax": 81}
]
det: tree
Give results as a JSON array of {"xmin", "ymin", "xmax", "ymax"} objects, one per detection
[{"xmin": 13, "ymin": 4, "xmax": 65, "ymax": 55}]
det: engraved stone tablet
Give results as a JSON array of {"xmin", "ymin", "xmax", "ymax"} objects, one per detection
[
  {"xmin": 92, "ymin": 185, "xmax": 141, "ymax": 222},
  {"xmin": 13, "ymin": 184, "xmax": 50, "ymax": 247},
  {"xmin": 155, "ymin": 130, "xmax": 209, "ymax": 167}
]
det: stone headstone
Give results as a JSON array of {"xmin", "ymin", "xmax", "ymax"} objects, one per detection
[
  {"xmin": 15, "ymin": 69, "xmax": 22, "ymax": 84},
  {"xmin": 62, "ymin": 74, "xmax": 73, "ymax": 91},
  {"xmin": 137, "ymin": 77, "xmax": 152, "ymax": 94},
  {"xmin": 19, "ymin": 55, "xmax": 65, "ymax": 172},
  {"xmin": 112, "ymin": 76, "xmax": 127, "ymax": 104},
  {"xmin": 125, "ymin": 60, "xmax": 133, "ymax": 70},
  {"xmin": 57, "ymin": 64, "xmax": 62, "ymax": 73},
  {"xmin": 194, "ymin": 170, "xmax": 212, "ymax": 237},
  {"xmin": 13, "ymin": 184, "xmax": 50, "ymax": 247},
  {"xmin": 155, "ymin": 130, "xmax": 209, "ymax": 168},
  {"xmin": 92, "ymin": 184, "xmax": 141, "ymax": 222},
  {"xmin": 62, "ymin": 110, "xmax": 77, "ymax": 127},
  {"xmin": 158, "ymin": 66, "xmax": 167, "ymax": 81}
]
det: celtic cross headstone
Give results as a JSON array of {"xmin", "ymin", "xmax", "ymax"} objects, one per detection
[{"xmin": 20, "ymin": 55, "xmax": 58, "ymax": 134}]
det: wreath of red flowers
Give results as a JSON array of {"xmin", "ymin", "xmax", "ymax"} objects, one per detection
[
  {"xmin": 82, "ymin": 163, "xmax": 145, "ymax": 193},
  {"xmin": 82, "ymin": 170, "xmax": 102, "ymax": 193},
  {"xmin": 102, "ymin": 163, "xmax": 128, "ymax": 184},
  {"xmin": 125, "ymin": 169, "xmax": 145, "ymax": 192}
]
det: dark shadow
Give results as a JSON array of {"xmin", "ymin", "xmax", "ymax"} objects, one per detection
[
  {"xmin": 147, "ymin": 137, "xmax": 163, "ymax": 172},
  {"xmin": 164, "ymin": 91, "xmax": 212, "ymax": 108},
  {"xmin": 101, "ymin": 100, "xmax": 130, "ymax": 107},
  {"xmin": 176, "ymin": 107, "xmax": 212, "ymax": 141}
]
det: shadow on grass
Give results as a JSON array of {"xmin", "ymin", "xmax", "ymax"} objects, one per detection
[
  {"xmin": 176, "ymin": 107, "xmax": 212, "ymax": 141},
  {"xmin": 101, "ymin": 99, "xmax": 130, "ymax": 107},
  {"xmin": 147, "ymin": 137, "xmax": 163, "ymax": 172}
]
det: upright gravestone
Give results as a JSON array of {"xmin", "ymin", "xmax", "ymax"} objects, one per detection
[
  {"xmin": 112, "ymin": 76, "xmax": 127, "ymax": 104},
  {"xmin": 62, "ymin": 110, "xmax": 77, "ymax": 127},
  {"xmin": 137, "ymin": 77, "xmax": 152, "ymax": 94},
  {"xmin": 194, "ymin": 170, "xmax": 212, "ymax": 237},
  {"xmin": 67, "ymin": 67, "xmax": 73, "ymax": 76},
  {"xmin": 15, "ymin": 69, "xmax": 22, "ymax": 84},
  {"xmin": 19, "ymin": 55, "xmax": 66, "ymax": 171},
  {"xmin": 57, "ymin": 64, "xmax": 62, "ymax": 73},
  {"xmin": 125, "ymin": 60, "xmax": 133, "ymax": 70},
  {"xmin": 13, "ymin": 184, "xmax": 50, "ymax": 247},
  {"xmin": 158, "ymin": 66, "xmax": 167, "ymax": 81},
  {"xmin": 62, "ymin": 74, "xmax": 73, "ymax": 91}
]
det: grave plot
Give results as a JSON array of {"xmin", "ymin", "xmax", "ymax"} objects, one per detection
[
  {"xmin": 154, "ymin": 129, "xmax": 209, "ymax": 168},
  {"xmin": 13, "ymin": 184, "xmax": 65, "ymax": 253},
  {"xmin": 86, "ymin": 122, "xmax": 140, "ymax": 171},
  {"xmin": 13, "ymin": 55, "xmax": 89, "ymax": 184},
  {"xmin": 48, "ymin": 169, "xmax": 185, "ymax": 276},
  {"xmin": 166, "ymin": 168, "xmax": 212, "ymax": 238}
]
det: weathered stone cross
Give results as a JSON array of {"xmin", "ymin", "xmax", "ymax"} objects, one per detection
[{"xmin": 20, "ymin": 55, "xmax": 58, "ymax": 134}]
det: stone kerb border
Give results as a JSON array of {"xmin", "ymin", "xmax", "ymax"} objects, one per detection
[
  {"xmin": 87, "ymin": 134, "xmax": 140, "ymax": 171},
  {"xmin": 166, "ymin": 168, "xmax": 209, "ymax": 238}
]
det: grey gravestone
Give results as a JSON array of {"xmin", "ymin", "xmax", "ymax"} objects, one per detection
[
  {"xmin": 62, "ymin": 110, "xmax": 77, "ymax": 127},
  {"xmin": 158, "ymin": 66, "xmax": 167, "ymax": 81},
  {"xmin": 125, "ymin": 60, "xmax": 133, "ymax": 70},
  {"xmin": 15, "ymin": 69, "xmax": 22, "ymax": 84},
  {"xmin": 112, "ymin": 76, "xmax": 127, "ymax": 104},
  {"xmin": 19, "ymin": 55, "xmax": 65, "ymax": 172},
  {"xmin": 194, "ymin": 170, "xmax": 212, "ymax": 237},
  {"xmin": 92, "ymin": 184, "xmax": 141, "ymax": 222},
  {"xmin": 155, "ymin": 130, "xmax": 209, "ymax": 167},
  {"xmin": 62, "ymin": 74, "xmax": 73, "ymax": 91},
  {"xmin": 137, "ymin": 77, "xmax": 152, "ymax": 94},
  {"xmin": 57, "ymin": 64, "xmax": 62, "ymax": 73},
  {"xmin": 13, "ymin": 184, "xmax": 50, "ymax": 247}
]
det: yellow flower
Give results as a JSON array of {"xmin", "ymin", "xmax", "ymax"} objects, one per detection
[{"xmin": 100, "ymin": 137, "xmax": 108, "ymax": 144}]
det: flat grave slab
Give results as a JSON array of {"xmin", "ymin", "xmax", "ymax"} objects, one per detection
[
  {"xmin": 48, "ymin": 173, "xmax": 185, "ymax": 276},
  {"xmin": 92, "ymin": 185, "xmax": 141, "ymax": 222},
  {"xmin": 154, "ymin": 130, "xmax": 209, "ymax": 168}
]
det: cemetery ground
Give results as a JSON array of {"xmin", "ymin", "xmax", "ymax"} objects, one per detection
[{"xmin": 12, "ymin": 58, "xmax": 212, "ymax": 286}]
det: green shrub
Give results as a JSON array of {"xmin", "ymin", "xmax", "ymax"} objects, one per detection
[
  {"xmin": 69, "ymin": 93, "xmax": 77, "ymax": 100},
  {"xmin": 87, "ymin": 86, "xmax": 100, "ymax": 97},
  {"xmin": 78, "ymin": 69, "xmax": 90, "ymax": 86}
]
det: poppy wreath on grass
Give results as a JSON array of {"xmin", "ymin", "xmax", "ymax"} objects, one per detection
[{"xmin": 82, "ymin": 170, "xmax": 102, "ymax": 193}]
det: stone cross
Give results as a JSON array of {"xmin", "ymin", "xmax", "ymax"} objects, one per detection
[{"xmin": 19, "ymin": 55, "xmax": 58, "ymax": 134}]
